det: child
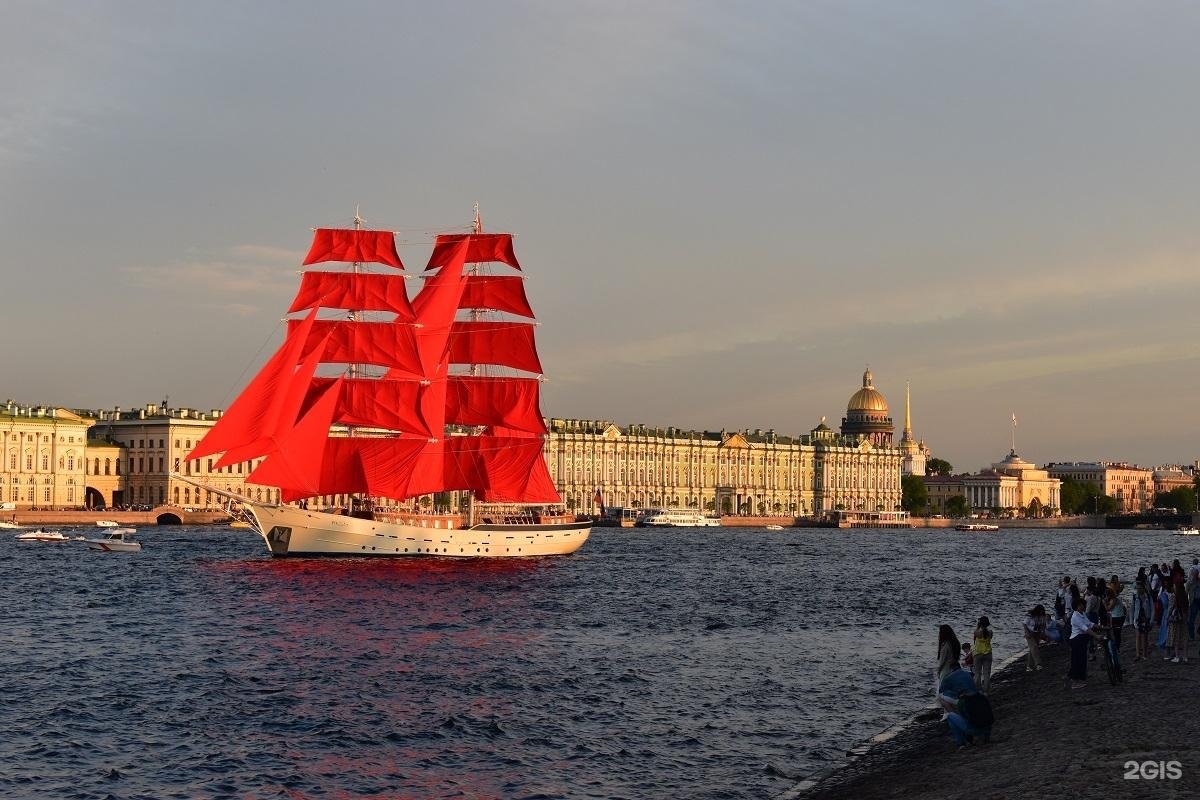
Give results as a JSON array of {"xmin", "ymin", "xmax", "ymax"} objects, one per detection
[{"xmin": 961, "ymin": 642, "xmax": 974, "ymax": 670}]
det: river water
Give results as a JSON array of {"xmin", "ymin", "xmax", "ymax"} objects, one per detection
[{"xmin": 2, "ymin": 525, "xmax": 1191, "ymax": 798}]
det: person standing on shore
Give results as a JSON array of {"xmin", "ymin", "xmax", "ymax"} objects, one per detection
[
  {"xmin": 1131, "ymin": 580, "xmax": 1153, "ymax": 661},
  {"xmin": 1188, "ymin": 559, "xmax": 1200, "ymax": 641},
  {"xmin": 937, "ymin": 625, "xmax": 960, "ymax": 684},
  {"xmin": 1166, "ymin": 583, "xmax": 1189, "ymax": 663},
  {"xmin": 1068, "ymin": 597, "xmax": 1100, "ymax": 688},
  {"xmin": 1157, "ymin": 580, "xmax": 1172, "ymax": 652},
  {"xmin": 972, "ymin": 616, "xmax": 994, "ymax": 693},
  {"xmin": 1023, "ymin": 605, "xmax": 1048, "ymax": 671},
  {"xmin": 1105, "ymin": 587, "xmax": 1127, "ymax": 655},
  {"xmin": 1150, "ymin": 564, "xmax": 1162, "ymax": 593}
]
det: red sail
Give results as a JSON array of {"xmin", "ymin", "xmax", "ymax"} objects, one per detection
[
  {"xmin": 247, "ymin": 377, "xmax": 344, "ymax": 494},
  {"xmin": 187, "ymin": 308, "xmax": 319, "ymax": 462},
  {"xmin": 427, "ymin": 233, "xmax": 520, "ymax": 270},
  {"xmin": 288, "ymin": 272, "xmax": 415, "ymax": 320},
  {"xmin": 306, "ymin": 376, "xmax": 431, "ymax": 437},
  {"xmin": 303, "ymin": 228, "xmax": 404, "ymax": 269},
  {"xmin": 448, "ymin": 321, "xmax": 542, "ymax": 373},
  {"xmin": 459, "ymin": 275, "xmax": 534, "ymax": 318},
  {"xmin": 477, "ymin": 453, "xmax": 562, "ymax": 504},
  {"xmin": 215, "ymin": 326, "xmax": 327, "ymax": 468},
  {"xmin": 446, "ymin": 376, "xmax": 546, "ymax": 434},
  {"xmin": 290, "ymin": 319, "xmax": 423, "ymax": 378}
]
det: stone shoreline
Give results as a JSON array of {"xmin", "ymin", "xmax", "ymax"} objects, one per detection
[{"xmin": 782, "ymin": 635, "xmax": 1198, "ymax": 799}]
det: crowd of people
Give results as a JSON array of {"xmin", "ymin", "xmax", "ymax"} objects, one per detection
[{"xmin": 931, "ymin": 554, "xmax": 1200, "ymax": 747}]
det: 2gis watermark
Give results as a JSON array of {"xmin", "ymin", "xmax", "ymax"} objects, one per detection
[{"xmin": 1123, "ymin": 760, "xmax": 1183, "ymax": 780}]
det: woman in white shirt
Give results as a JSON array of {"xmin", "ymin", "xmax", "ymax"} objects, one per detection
[{"xmin": 1068, "ymin": 597, "xmax": 1099, "ymax": 688}]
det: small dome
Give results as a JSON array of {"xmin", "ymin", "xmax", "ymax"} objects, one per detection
[{"xmin": 847, "ymin": 368, "xmax": 889, "ymax": 413}]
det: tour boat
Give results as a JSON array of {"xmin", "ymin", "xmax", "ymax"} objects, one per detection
[
  {"xmin": 638, "ymin": 509, "xmax": 721, "ymax": 528},
  {"xmin": 178, "ymin": 209, "xmax": 590, "ymax": 558},
  {"xmin": 956, "ymin": 523, "xmax": 1000, "ymax": 531},
  {"xmin": 83, "ymin": 528, "xmax": 141, "ymax": 552},
  {"xmin": 15, "ymin": 528, "xmax": 71, "ymax": 542}
]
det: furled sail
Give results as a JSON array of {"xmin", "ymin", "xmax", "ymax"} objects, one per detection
[{"xmin": 303, "ymin": 228, "xmax": 404, "ymax": 268}]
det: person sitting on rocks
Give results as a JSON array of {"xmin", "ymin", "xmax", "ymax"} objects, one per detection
[{"xmin": 937, "ymin": 667, "xmax": 992, "ymax": 748}]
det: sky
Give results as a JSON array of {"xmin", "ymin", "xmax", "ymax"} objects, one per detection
[{"xmin": 3, "ymin": 1, "xmax": 1200, "ymax": 473}]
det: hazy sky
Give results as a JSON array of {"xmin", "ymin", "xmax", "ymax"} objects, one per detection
[{"xmin": 3, "ymin": 2, "xmax": 1200, "ymax": 472}]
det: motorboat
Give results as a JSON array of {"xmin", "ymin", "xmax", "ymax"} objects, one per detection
[
  {"xmin": 765, "ymin": 524, "xmax": 784, "ymax": 530},
  {"xmin": 83, "ymin": 528, "xmax": 141, "ymax": 552},
  {"xmin": 1173, "ymin": 526, "xmax": 1199, "ymax": 536},
  {"xmin": 956, "ymin": 523, "xmax": 1000, "ymax": 531},
  {"xmin": 0, "ymin": 521, "xmax": 23, "ymax": 530},
  {"xmin": 95, "ymin": 519, "xmax": 119, "ymax": 527},
  {"xmin": 638, "ymin": 509, "xmax": 721, "ymax": 528},
  {"xmin": 15, "ymin": 528, "xmax": 71, "ymax": 542}
]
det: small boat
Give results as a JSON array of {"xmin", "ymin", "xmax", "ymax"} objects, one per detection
[
  {"xmin": 15, "ymin": 528, "xmax": 71, "ymax": 542},
  {"xmin": 765, "ymin": 524, "xmax": 784, "ymax": 530},
  {"xmin": 229, "ymin": 520, "xmax": 254, "ymax": 529},
  {"xmin": 1173, "ymin": 526, "xmax": 1199, "ymax": 536},
  {"xmin": 0, "ymin": 521, "xmax": 23, "ymax": 530},
  {"xmin": 956, "ymin": 523, "xmax": 1000, "ymax": 531},
  {"xmin": 83, "ymin": 528, "xmax": 141, "ymax": 552},
  {"xmin": 95, "ymin": 519, "xmax": 119, "ymax": 528}
]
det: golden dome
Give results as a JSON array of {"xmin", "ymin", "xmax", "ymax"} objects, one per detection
[{"xmin": 847, "ymin": 368, "xmax": 889, "ymax": 413}]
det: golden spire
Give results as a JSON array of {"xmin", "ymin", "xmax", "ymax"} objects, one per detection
[{"xmin": 904, "ymin": 380, "xmax": 912, "ymax": 435}]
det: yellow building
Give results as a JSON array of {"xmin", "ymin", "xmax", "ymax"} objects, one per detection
[
  {"xmin": 87, "ymin": 403, "xmax": 279, "ymax": 510},
  {"xmin": 1044, "ymin": 462, "xmax": 1154, "ymax": 513},
  {"xmin": 547, "ymin": 373, "xmax": 905, "ymax": 517},
  {"xmin": 926, "ymin": 450, "xmax": 1061, "ymax": 517},
  {"xmin": 0, "ymin": 404, "xmax": 92, "ymax": 510}
]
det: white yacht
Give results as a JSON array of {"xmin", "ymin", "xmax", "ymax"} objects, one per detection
[
  {"xmin": 15, "ymin": 528, "xmax": 71, "ymax": 542},
  {"xmin": 638, "ymin": 509, "xmax": 721, "ymax": 528},
  {"xmin": 83, "ymin": 528, "xmax": 141, "ymax": 552}
]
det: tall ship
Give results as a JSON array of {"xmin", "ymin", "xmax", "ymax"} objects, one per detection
[{"xmin": 180, "ymin": 208, "xmax": 590, "ymax": 558}]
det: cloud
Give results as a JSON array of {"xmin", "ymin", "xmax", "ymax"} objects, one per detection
[{"xmin": 120, "ymin": 244, "xmax": 303, "ymax": 309}]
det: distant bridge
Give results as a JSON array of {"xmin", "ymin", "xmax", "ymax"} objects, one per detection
[{"xmin": 1106, "ymin": 512, "xmax": 1193, "ymax": 529}]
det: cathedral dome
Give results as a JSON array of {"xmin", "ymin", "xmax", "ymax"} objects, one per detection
[{"xmin": 847, "ymin": 368, "xmax": 889, "ymax": 413}]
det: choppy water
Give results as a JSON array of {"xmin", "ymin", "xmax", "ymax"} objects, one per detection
[{"xmin": 2, "ymin": 525, "xmax": 1192, "ymax": 798}]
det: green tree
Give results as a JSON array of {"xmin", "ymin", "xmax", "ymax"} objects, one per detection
[
  {"xmin": 1154, "ymin": 487, "xmax": 1197, "ymax": 514},
  {"xmin": 945, "ymin": 494, "xmax": 969, "ymax": 518},
  {"xmin": 901, "ymin": 474, "xmax": 929, "ymax": 513},
  {"xmin": 926, "ymin": 458, "xmax": 953, "ymax": 476}
]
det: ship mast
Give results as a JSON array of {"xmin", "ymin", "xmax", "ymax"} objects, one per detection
[{"xmin": 464, "ymin": 203, "xmax": 483, "ymax": 527}]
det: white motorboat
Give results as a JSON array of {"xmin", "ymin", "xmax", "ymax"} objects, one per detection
[
  {"xmin": 0, "ymin": 521, "xmax": 23, "ymax": 530},
  {"xmin": 1173, "ymin": 526, "xmax": 1199, "ymax": 536},
  {"xmin": 956, "ymin": 523, "xmax": 1000, "ymax": 531},
  {"xmin": 83, "ymin": 528, "xmax": 141, "ymax": 552},
  {"xmin": 765, "ymin": 524, "xmax": 784, "ymax": 530},
  {"xmin": 15, "ymin": 528, "xmax": 71, "ymax": 542},
  {"xmin": 638, "ymin": 509, "xmax": 721, "ymax": 528},
  {"xmin": 95, "ymin": 519, "xmax": 119, "ymax": 527}
]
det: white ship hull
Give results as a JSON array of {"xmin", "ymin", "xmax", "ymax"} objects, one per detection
[{"xmin": 245, "ymin": 503, "xmax": 591, "ymax": 558}]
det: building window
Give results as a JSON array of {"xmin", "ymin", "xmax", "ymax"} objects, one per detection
[
  {"xmin": 26, "ymin": 455, "xmax": 32, "ymax": 470},
  {"xmin": 43, "ymin": 486, "xmax": 50, "ymax": 502},
  {"xmin": 41, "ymin": 455, "xmax": 49, "ymax": 471},
  {"xmin": 67, "ymin": 457, "xmax": 74, "ymax": 471}
]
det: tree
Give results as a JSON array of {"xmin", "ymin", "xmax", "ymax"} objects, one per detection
[
  {"xmin": 901, "ymin": 475, "xmax": 929, "ymax": 514},
  {"xmin": 945, "ymin": 494, "xmax": 969, "ymax": 518},
  {"xmin": 1059, "ymin": 477, "xmax": 1117, "ymax": 515},
  {"xmin": 1154, "ymin": 487, "xmax": 1197, "ymax": 514},
  {"xmin": 926, "ymin": 458, "xmax": 953, "ymax": 476},
  {"xmin": 721, "ymin": 496, "xmax": 733, "ymax": 514}
]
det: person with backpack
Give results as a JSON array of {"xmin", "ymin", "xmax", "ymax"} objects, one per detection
[
  {"xmin": 972, "ymin": 616, "xmax": 994, "ymax": 694},
  {"xmin": 1131, "ymin": 580, "xmax": 1153, "ymax": 661},
  {"xmin": 937, "ymin": 666, "xmax": 992, "ymax": 748}
]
